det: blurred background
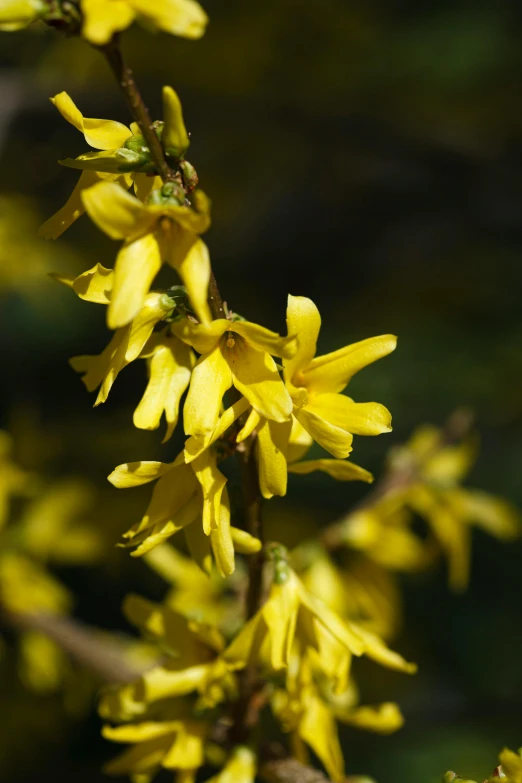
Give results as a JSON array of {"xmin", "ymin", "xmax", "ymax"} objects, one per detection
[{"xmin": 1, "ymin": 0, "xmax": 522, "ymax": 780}]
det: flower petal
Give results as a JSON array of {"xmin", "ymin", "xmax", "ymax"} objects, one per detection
[
  {"xmin": 38, "ymin": 170, "xmax": 105, "ymax": 240},
  {"xmin": 183, "ymin": 345, "xmax": 233, "ymax": 436},
  {"xmin": 306, "ymin": 394, "xmax": 392, "ymax": 436},
  {"xmin": 232, "ymin": 321, "xmax": 298, "ymax": 360},
  {"xmin": 184, "ymin": 397, "xmax": 249, "ymax": 463},
  {"xmin": 108, "ymin": 461, "xmax": 173, "ymax": 488},
  {"xmin": 131, "ymin": 0, "xmax": 208, "ymax": 39},
  {"xmin": 256, "ymin": 419, "xmax": 292, "ymax": 499},
  {"xmin": 191, "ymin": 450, "xmax": 227, "ymax": 534},
  {"xmin": 81, "ymin": 0, "xmax": 136, "ymax": 45},
  {"xmin": 50, "ymin": 91, "xmax": 131, "ymax": 150},
  {"xmin": 72, "ymin": 263, "xmax": 114, "ymax": 304},
  {"xmin": 134, "ymin": 173, "xmax": 163, "ymax": 202},
  {"xmin": 108, "ymin": 234, "xmax": 163, "ymax": 329},
  {"xmin": 302, "ymin": 335, "xmax": 397, "ymax": 394},
  {"xmin": 171, "ymin": 318, "xmax": 228, "ymax": 355},
  {"xmin": 176, "ymin": 238, "xmax": 212, "ymax": 325},
  {"xmin": 337, "ymin": 702, "xmax": 404, "ymax": 734},
  {"xmin": 284, "ymin": 294, "xmax": 321, "ymax": 382},
  {"xmin": 82, "ymin": 180, "xmax": 154, "ymax": 240},
  {"xmin": 227, "ymin": 341, "xmax": 293, "ymax": 423},
  {"xmin": 294, "ymin": 407, "xmax": 353, "ymax": 459},
  {"xmin": 134, "ymin": 337, "xmax": 195, "ymax": 442},
  {"xmin": 210, "ymin": 487, "xmax": 235, "ymax": 577},
  {"xmin": 289, "ymin": 459, "xmax": 373, "ymax": 483},
  {"xmin": 299, "ymin": 694, "xmax": 345, "ymax": 782}
]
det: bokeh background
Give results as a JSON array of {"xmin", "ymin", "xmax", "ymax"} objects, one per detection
[{"xmin": 1, "ymin": 0, "xmax": 522, "ymax": 780}]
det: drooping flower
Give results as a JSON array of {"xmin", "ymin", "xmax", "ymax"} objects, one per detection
[
  {"xmin": 82, "ymin": 180, "xmax": 211, "ymax": 327},
  {"xmin": 39, "ymin": 92, "xmax": 147, "ymax": 240},
  {"xmin": 172, "ymin": 317, "xmax": 297, "ymax": 437},
  {"xmin": 223, "ymin": 560, "xmax": 416, "ymax": 693},
  {"xmin": 81, "ymin": 0, "xmax": 208, "ymax": 46}
]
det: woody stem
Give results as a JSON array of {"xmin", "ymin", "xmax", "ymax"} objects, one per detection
[{"xmin": 98, "ymin": 36, "xmax": 226, "ymax": 320}]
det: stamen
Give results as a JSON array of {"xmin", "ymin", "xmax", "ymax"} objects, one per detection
[{"xmin": 226, "ymin": 333, "xmax": 236, "ymax": 348}]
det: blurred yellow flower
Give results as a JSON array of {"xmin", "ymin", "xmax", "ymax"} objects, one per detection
[
  {"xmin": 223, "ymin": 563, "xmax": 415, "ymax": 693},
  {"xmin": 82, "ymin": 180, "xmax": 211, "ymax": 327},
  {"xmin": 500, "ymin": 748, "xmax": 522, "ymax": 783},
  {"xmin": 205, "ymin": 746, "xmax": 256, "ymax": 783},
  {"xmin": 173, "ymin": 317, "xmax": 297, "ymax": 437},
  {"xmin": 81, "ymin": 0, "xmax": 208, "ymax": 46},
  {"xmin": 0, "ymin": 0, "xmax": 43, "ymax": 30}
]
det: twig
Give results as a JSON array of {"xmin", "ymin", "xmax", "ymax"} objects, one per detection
[
  {"xmin": 3, "ymin": 609, "xmax": 145, "ymax": 684},
  {"xmin": 322, "ymin": 407, "xmax": 475, "ymax": 549},
  {"xmin": 260, "ymin": 758, "xmax": 333, "ymax": 783}
]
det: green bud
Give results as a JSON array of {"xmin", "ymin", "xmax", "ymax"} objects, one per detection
[
  {"xmin": 273, "ymin": 559, "xmax": 290, "ymax": 585},
  {"xmin": 124, "ymin": 133, "xmax": 149, "ymax": 155},
  {"xmin": 162, "ymin": 85, "xmax": 190, "ymax": 159},
  {"xmin": 179, "ymin": 159, "xmax": 198, "ymax": 191},
  {"xmin": 146, "ymin": 181, "xmax": 185, "ymax": 207},
  {"xmin": 228, "ymin": 311, "xmax": 247, "ymax": 322}
]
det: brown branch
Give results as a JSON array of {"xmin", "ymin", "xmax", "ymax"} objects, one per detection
[
  {"xmin": 260, "ymin": 758, "xmax": 332, "ymax": 783},
  {"xmin": 98, "ymin": 37, "xmax": 226, "ymax": 319},
  {"xmin": 3, "ymin": 609, "xmax": 145, "ymax": 684},
  {"xmin": 322, "ymin": 407, "xmax": 475, "ymax": 549}
]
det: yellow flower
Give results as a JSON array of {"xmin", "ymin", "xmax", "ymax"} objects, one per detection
[
  {"xmin": 283, "ymin": 295, "xmax": 395, "ymax": 458},
  {"xmin": 327, "ymin": 677, "xmax": 404, "ymax": 734},
  {"xmin": 398, "ymin": 425, "xmax": 521, "ymax": 590},
  {"xmin": 294, "ymin": 546, "xmax": 401, "ymax": 641},
  {"xmin": 82, "ymin": 180, "xmax": 211, "ymax": 327},
  {"xmin": 204, "ymin": 746, "xmax": 257, "ymax": 783},
  {"xmin": 500, "ymin": 748, "xmax": 522, "ymax": 783},
  {"xmin": 103, "ymin": 716, "xmax": 207, "ymax": 782},
  {"xmin": 172, "ymin": 317, "xmax": 297, "ymax": 437},
  {"xmin": 100, "ymin": 593, "xmax": 233, "ymax": 720},
  {"xmin": 0, "ymin": 0, "xmax": 44, "ymax": 30},
  {"xmin": 39, "ymin": 92, "xmax": 150, "ymax": 240},
  {"xmin": 0, "ymin": 430, "xmax": 31, "ymax": 530},
  {"xmin": 81, "ymin": 0, "xmax": 208, "ymax": 46},
  {"xmin": 109, "ymin": 453, "xmax": 243, "ymax": 576},
  {"xmin": 18, "ymin": 479, "xmax": 102, "ymax": 565},
  {"xmin": 223, "ymin": 563, "xmax": 416, "ymax": 693},
  {"xmin": 0, "ymin": 552, "xmax": 72, "ymax": 615}
]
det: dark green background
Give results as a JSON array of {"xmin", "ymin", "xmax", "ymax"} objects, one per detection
[{"xmin": 1, "ymin": 1, "xmax": 522, "ymax": 780}]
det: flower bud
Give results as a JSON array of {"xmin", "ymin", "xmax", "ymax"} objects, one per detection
[
  {"xmin": 179, "ymin": 159, "xmax": 198, "ymax": 191},
  {"xmin": 162, "ymin": 86, "xmax": 190, "ymax": 159},
  {"xmin": 0, "ymin": 0, "xmax": 44, "ymax": 29}
]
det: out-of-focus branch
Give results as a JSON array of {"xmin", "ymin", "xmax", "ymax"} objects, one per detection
[
  {"xmin": 2, "ymin": 609, "xmax": 146, "ymax": 684},
  {"xmin": 260, "ymin": 758, "xmax": 333, "ymax": 783},
  {"xmin": 322, "ymin": 407, "xmax": 475, "ymax": 549}
]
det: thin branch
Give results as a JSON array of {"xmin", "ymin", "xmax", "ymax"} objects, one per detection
[
  {"xmin": 3, "ymin": 609, "xmax": 146, "ymax": 684},
  {"xmin": 260, "ymin": 758, "xmax": 332, "ymax": 783},
  {"xmin": 322, "ymin": 407, "xmax": 475, "ymax": 549}
]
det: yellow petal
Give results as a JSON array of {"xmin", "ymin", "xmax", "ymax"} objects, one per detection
[
  {"xmin": 288, "ymin": 458, "xmax": 373, "ymax": 483},
  {"xmin": 306, "ymin": 394, "xmax": 392, "ymax": 436},
  {"xmin": 50, "ymin": 91, "xmax": 131, "ymax": 150},
  {"xmin": 72, "ymin": 263, "xmax": 113, "ymax": 304},
  {"xmin": 82, "ymin": 180, "xmax": 154, "ymax": 240},
  {"xmin": 287, "ymin": 415, "xmax": 313, "ymax": 463},
  {"xmin": 302, "ymin": 335, "xmax": 397, "ymax": 394},
  {"xmin": 0, "ymin": 0, "xmax": 43, "ymax": 27},
  {"xmin": 176, "ymin": 238, "xmax": 212, "ymax": 326},
  {"xmin": 230, "ymin": 527, "xmax": 262, "ymax": 554},
  {"xmin": 353, "ymin": 624, "xmax": 417, "ymax": 674},
  {"xmin": 134, "ymin": 173, "xmax": 163, "ymax": 202},
  {"xmin": 191, "ymin": 450, "xmax": 227, "ymax": 534},
  {"xmin": 134, "ymin": 337, "xmax": 194, "ymax": 442},
  {"xmin": 299, "ymin": 695, "xmax": 345, "ymax": 782},
  {"xmin": 184, "ymin": 516, "xmax": 212, "ymax": 574},
  {"xmin": 141, "ymin": 663, "xmax": 209, "ymax": 702},
  {"xmin": 262, "ymin": 577, "xmax": 301, "ymax": 670},
  {"xmin": 162, "ymin": 720, "xmax": 205, "ymax": 769},
  {"xmin": 81, "ymin": 0, "xmax": 135, "ymax": 45},
  {"xmin": 295, "ymin": 407, "xmax": 353, "ymax": 459},
  {"xmin": 131, "ymin": 0, "xmax": 208, "ymax": 39},
  {"xmin": 337, "ymin": 702, "xmax": 404, "ymax": 734},
  {"xmin": 232, "ymin": 321, "xmax": 298, "ymax": 359},
  {"xmin": 108, "ymin": 461, "xmax": 173, "ymax": 489},
  {"xmin": 227, "ymin": 342, "xmax": 293, "ymax": 423},
  {"xmin": 38, "ymin": 170, "xmax": 102, "ymax": 240},
  {"xmin": 162, "ymin": 86, "xmax": 190, "ymax": 157},
  {"xmin": 183, "ymin": 345, "xmax": 233, "ymax": 436},
  {"xmin": 210, "ymin": 487, "xmax": 235, "ymax": 576},
  {"xmin": 171, "ymin": 318, "xmax": 228, "ymax": 354},
  {"xmin": 284, "ymin": 294, "xmax": 321, "ymax": 382},
  {"xmin": 102, "ymin": 721, "xmax": 180, "ymax": 743},
  {"xmin": 499, "ymin": 748, "xmax": 522, "ymax": 783},
  {"xmin": 108, "ymin": 233, "xmax": 163, "ymax": 329},
  {"xmin": 256, "ymin": 419, "xmax": 292, "ymax": 499},
  {"xmin": 184, "ymin": 397, "xmax": 250, "ymax": 463},
  {"xmin": 449, "ymin": 488, "xmax": 520, "ymax": 540},
  {"xmin": 236, "ymin": 407, "xmax": 261, "ymax": 443},
  {"xmin": 70, "ymin": 329, "xmax": 127, "ymax": 402}
]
